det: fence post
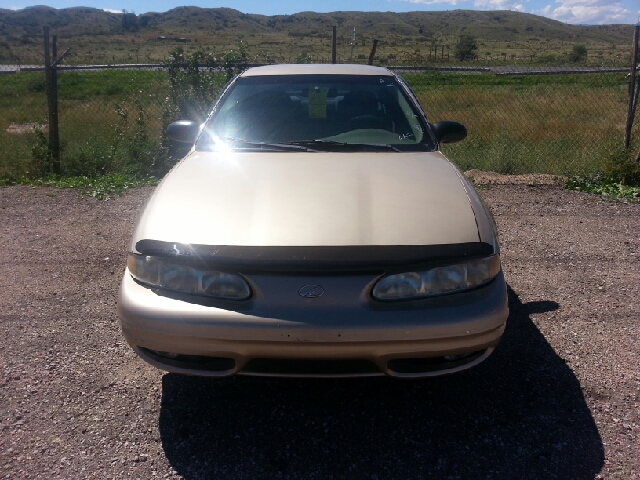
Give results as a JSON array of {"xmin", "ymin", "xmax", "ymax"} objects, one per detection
[
  {"xmin": 624, "ymin": 22, "xmax": 639, "ymax": 150},
  {"xmin": 50, "ymin": 35, "xmax": 61, "ymax": 174},
  {"xmin": 368, "ymin": 39, "xmax": 378, "ymax": 66},
  {"xmin": 43, "ymin": 26, "xmax": 61, "ymax": 174},
  {"xmin": 332, "ymin": 26, "xmax": 337, "ymax": 64}
]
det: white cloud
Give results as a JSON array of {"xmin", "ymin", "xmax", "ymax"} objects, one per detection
[
  {"xmin": 403, "ymin": 0, "xmax": 467, "ymax": 5},
  {"xmin": 534, "ymin": 0, "xmax": 632, "ymax": 24},
  {"xmin": 540, "ymin": 4, "xmax": 553, "ymax": 14},
  {"xmin": 103, "ymin": 8, "xmax": 124, "ymax": 14},
  {"xmin": 398, "ymin": 0, "xmax": 636, "ymax": 23},
  {"xmin": 404, "ymin": 0, "xmax": 529, "ymax": 12},
  {"xmin": 474, "ymin": 0, "xmax": 525, "ymax": 10}
]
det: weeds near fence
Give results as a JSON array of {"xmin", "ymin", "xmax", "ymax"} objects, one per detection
[
  {"xmin": 566, "ymin": 174, "xmax": 640, "ymax": 199},
  {"xmin": 31, "ymin": 126, "xmax": 53, "ymax": 177},
  {"xmin": 565, "ymin": 148, "xmax": 640, "ymax": 200},
  {"xmin": 8, "ymin": 174, "xmax": 159, "ymax": 200}
]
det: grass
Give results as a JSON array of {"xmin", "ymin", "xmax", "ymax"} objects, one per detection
[
  {"xmin": 0, "ymin": 173, "xmax": 159, "ymax": 199},
  {"xmin": 403, "ymin": 72, "xmax": 637, "ymax": 176},
  {"xmin": 1, "ymin": 68, "xmax": 639, "ymax": 198},
  {"xmin": 0, "ymin": 70, "xmax": 167, "ymax": 181},
  {"xmin": 565, "ymin": 175, "xmax": 640, "ymax": 200},
  {"xmin": 563, "ymin": 148, "xmax": 640, "ymax": 200}
]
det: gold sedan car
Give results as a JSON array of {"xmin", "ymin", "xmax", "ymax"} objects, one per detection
[{"xmin": 118, "ymin": 64, "xmax": 508, "ymax": 378}]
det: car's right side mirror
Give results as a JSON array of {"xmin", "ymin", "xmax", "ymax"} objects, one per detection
[{"xmin": 430, "ymin": 121, "xmax": 467, "ymax": 144}]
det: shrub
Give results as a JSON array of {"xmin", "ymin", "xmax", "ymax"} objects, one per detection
[
  {"xmin": 30, "ymin": 127, "xmax": 53, "ymax": 178},
  {"xmin": 602, "ymin": 148, "xmax": 640, "ymax": 186},
  {"xmin": 455, "ymin": 35, "xmax": 478, "ymax": 61},
  {"xmin": 568, "ymin": 45, "xmax": 587, "ymax": 63},
  {"xmin": 566, "ymin": 148, "xmax": 640, "ymax": 199}
]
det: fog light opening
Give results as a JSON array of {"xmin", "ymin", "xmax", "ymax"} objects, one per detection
[
  {"xmin": 386, "ymin": 350, "xmax": 487, "ymax": 375},
  {"xmin": 156, "ymin": 351, "xmax": 180, "ymax": 359},
  {"xmin": 443, "ymin": 353, "xmax": 472, "ymax": 362},
  {"xmin": 139, "ymin": 347, "xmax": 236, "ymax": 372}
]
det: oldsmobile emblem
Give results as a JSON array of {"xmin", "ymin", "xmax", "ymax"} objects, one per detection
[{"xmin": 298, "ymin": 285, "xmax": 325, "ymax": 298}]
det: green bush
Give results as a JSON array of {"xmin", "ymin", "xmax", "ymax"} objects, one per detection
[
  {"xmin": 602, "ymin": 148, "xmax": 640, "ymax": 186},
  {"xmin": 26, "ymin": 75, "xmax": 47, "ymax": 93},
  {"xmin": 30, "ymin": 127, "xmax": 53, "ymax": 177},
  {"xmin": 565, "ymin": 148, "xmax": 640, "ymax": 200},
  {"xmin": 568, "ymin": 45, "xmax": 587, "ymax": 63}
]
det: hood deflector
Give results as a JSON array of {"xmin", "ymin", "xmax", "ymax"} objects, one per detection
[{"xmin": 135, "ymin": 240, "xmax": 494, "ymax": 274}]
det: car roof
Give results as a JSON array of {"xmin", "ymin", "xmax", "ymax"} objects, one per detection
[{"xmin": 239, "ymin": 64, "xmax": 394, "ymax": 77}]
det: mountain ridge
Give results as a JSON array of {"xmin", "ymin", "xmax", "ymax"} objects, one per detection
[{"xmin": 0, "ymin": 6, "xmax": 633, "ymax": 65}]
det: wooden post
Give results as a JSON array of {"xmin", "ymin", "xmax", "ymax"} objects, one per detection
[
  {"xmin": 50, "ymin": 34, "xmax": 60, "ymax": 174},
  {"xmin": 624, "ymin": 23, "xmax": 639, "ymax": 149},
  {"xmin": 332, "ymin": 26, "xmax": 337, "ymax": 64},
  {"xmin": 368, "ymin": 39, "xmax": 378, "ymax": 66},
  {"xmin": 43, "ymin": 27, "xmax": 51, "ymax": 132},
  {"xmin": 43, "ymin": 26, "xmax": 61, "ymax": 174}
]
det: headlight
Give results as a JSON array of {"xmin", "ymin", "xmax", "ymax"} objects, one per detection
[
  {"xmin": 372, "ymin": 255, "xmax": 501, "ymax": 301},
  {"xmin": 127, "ymin": 254, "xmax": 251, "ymax": 300}
]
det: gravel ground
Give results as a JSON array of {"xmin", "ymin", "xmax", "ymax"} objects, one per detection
[{"xmin": 1, "ymin": 183, "xmax": 638, "ymax": 479}]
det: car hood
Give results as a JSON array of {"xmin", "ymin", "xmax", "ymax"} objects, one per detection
[{"xmin": 131, "ymin": 151, "xmax": 480, "ymax": 250}]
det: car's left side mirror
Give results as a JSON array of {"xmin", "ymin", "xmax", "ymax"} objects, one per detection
[
  {"xmin": 430, "ymin": 121, "xmax": 467, "ymax": 144},
  {"xmin": 166, "ymin": 120, "xmax": 200, "ymax": 144}
]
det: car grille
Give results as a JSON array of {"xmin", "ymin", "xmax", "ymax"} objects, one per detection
[{"xmin": 241, "ymin": 358, "xmax": 382, "ymax": 377}]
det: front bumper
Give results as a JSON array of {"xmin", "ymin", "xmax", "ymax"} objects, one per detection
[{"xmin": 118, "ymin": 269, "xmax": 508, "ymax": 378}]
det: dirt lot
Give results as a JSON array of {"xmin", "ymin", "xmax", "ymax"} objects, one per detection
[{"xmin": 1, "ymin": 183, "xmax": 638, "ymax": 479}]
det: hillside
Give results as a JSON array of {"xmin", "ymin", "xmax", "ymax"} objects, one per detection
[{"xmin": 0, "ymin": 6, "xmax": 634, "ymax": 65}]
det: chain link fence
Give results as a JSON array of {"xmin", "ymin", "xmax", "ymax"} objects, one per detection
[{"xmin": 1, "ymin": 60, "xmax": 639, "ymax": 182}]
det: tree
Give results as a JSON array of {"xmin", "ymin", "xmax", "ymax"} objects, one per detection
[
  {"xmin": 569, "ymin": 44, "xmax": 587, "ymax": 63},
  {"xmin": 121, "ymin": 11, "xmax": 138, "ymax": 31},
  {"xmin": 454, "ymin": 34, "xmax": 478, "ymax": 61}
]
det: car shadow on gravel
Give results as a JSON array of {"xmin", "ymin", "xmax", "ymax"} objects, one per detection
[{"xmin": 158, "ymin": 287, "xmax": 603, "ymax": 479}]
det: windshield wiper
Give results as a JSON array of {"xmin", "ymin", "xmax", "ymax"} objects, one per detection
[
  {"xmin": 286, "ymin": 140, "xmax": 401, "ymax": 152},
  {"xmin": 204, "ymin": 137, "xmax": 317, "ymax": 152}
]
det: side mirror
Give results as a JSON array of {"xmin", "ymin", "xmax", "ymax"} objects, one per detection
[
  {"xmin": 430, "ymin": 121, "xmax": 467, "ymax": 144},
  {"xmin": 166, "ymin": 120, "xmax": 200, "ymax": 144}
]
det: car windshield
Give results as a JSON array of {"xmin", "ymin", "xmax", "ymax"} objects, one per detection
[{"xmin": 196, "ymin": 74, "xmax": 435, "ymax": 152}]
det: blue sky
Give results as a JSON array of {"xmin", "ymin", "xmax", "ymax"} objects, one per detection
[{"xmin": 6, "ymin": 0, "xmax": 640, "ymax": 25}]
